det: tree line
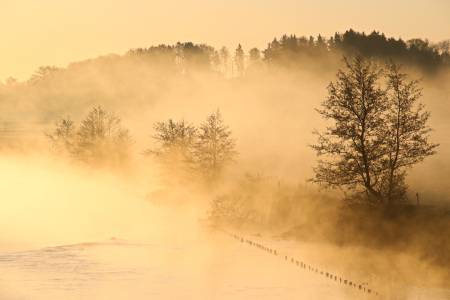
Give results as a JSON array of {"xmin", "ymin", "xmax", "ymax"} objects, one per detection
[
  {"xmin": 117, "ymin": 30, "xmax": 450, "ymax": 76},
  {"xmin": 1, "ymin": 29, "xmax": 448, "ymax": 125},
  {"xmin": 2, "ymin": 29, "xmax": 449, "ymax": 88},
  {"xmin": 264, "ymin": 30, "xmax": 449, "ymax": 72}
]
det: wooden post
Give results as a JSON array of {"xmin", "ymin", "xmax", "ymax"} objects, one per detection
[{"xmin": 416, "ymin": 193, "xmax": 419, "ymax": 205}]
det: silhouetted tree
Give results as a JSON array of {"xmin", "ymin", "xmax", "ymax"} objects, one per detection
[
  {"xmin": 219, "ymin": 46, "xmax": 231, "ymax": 77},
  {"xmin": 207, "ymin": 192, "xmax": 254, "ymax": 225},
  {"xmin": 47, "ymin": 106, "xmax": 134, "ymax": 166},
  {"xmin": 248, "ymin": 48, "xmax": 262, "ymax": 64},
  {"xmin": 433, "ymin": 40, "xmax": 450, "ymax": 64},
  {"xmin": 316, "ymin": 34, "xmax": 327, "ymax": 50},
  {"xmin": 28, "ymin": 66, "xmax": 64, "ymax": 85},
  {"xmin": 246, "ymin": 47, "xmax": 263, "ymax": 75},
  {"xmin": 382, "ymin": 61, "xmax": 439, "ymax": 204},
  {"xmin": 47, "ymin": 117, "xmax": 76, "ymax": 154},
  {"xmin": 311, "ymin": 55, "xmax": 438, "ymax": 205},
  {"xmin": 262, "ymin": 38, "xmax": 281, "ymax": 69},
  {"xmin": 74, "ymin": 106, "xmax": 134, "ymax": 165},
  {"xmin": 234, "ymin": 44, "xmax": 245, "ymax": 77},
  {"xmin": 176, "ymin": 42, "xmax": 212, "ymax": 75},
  {"xmin": 145, "ymin": 119, "xmax": 197, "ymax": 184},
  {"xmin": 194, "ymin": 109, "xmax": 238, "ymax": 182},
  {"xmin": 211, "ymin": 49, "xmax": 221, "ymax": 76},
  {"xmin": 126, "ymin": 45, "xmax": 177, "ymax": 75},
  {"xmin": 244, "ymin": 171, "xmax": 270, "ymax": 191}
]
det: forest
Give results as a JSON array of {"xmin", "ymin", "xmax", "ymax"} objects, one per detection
[{"xmin": 1, "ymin": 29, "xmax": 450, "ymax": 280}]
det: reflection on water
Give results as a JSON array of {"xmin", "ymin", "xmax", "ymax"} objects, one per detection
[{"xmin": 0, "ymin": 232, "xmax": 449, "ymax": 299}]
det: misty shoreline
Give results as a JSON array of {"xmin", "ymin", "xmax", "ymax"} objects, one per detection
[{"xmin": 1, "ymin": 28, "xmax": 449, "ymax": 299}]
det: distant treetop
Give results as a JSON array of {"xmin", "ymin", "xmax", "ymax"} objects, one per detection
[
  {"xmin": 263, "ymin": 29, "xmax": 449, "ymax": 72},
  {"xmin": 3, "ymin": 29, "xmax": 449, "ymax": 87}
]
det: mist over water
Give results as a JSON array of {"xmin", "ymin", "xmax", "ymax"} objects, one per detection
[{"xmin": 1, "ymin": 32, "xmax": 450, "ymax": 299}]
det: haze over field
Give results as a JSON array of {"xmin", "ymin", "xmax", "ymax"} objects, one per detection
[{"xmin": 1, "ymin": 1, "xmax": 450, "ymax": 299}]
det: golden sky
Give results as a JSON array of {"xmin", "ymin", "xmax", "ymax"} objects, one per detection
[{"xmin": 1, "ymin": 0, "xmax": 449, "ymax": 82}]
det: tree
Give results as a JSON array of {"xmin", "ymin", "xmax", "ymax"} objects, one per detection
[
  {"xmin": 246, "ymin": 47, "xmax": 263, "ymax": 75},
  {"xmin": 432, "ymin": 40, "xmax": 450, "ymax": 64},
  {"xmin": 211, "ymin": 49, "xmax": 222, "ymax": 77},
  {"xmin": 194, "ymin": 109, "xmax": 238, "ymax": 182},
  {"xmin": 75, "ymin": 106, "xmax": 134, "ymax": 165},
  {"xmin": 234, "ymin": 44, "xmax": 245, "ymax": 77},
  {"xmin": 47, "ymin": 106, "xmax": 134, "ymax": 166},
  {"xmin": 5, "ymin": 77, "xmax": 19, "ymax": 86},
  {"xmin": 311, "ymin": 55, "xmax": 438, "ymax": 205},
  {"xmin": 382, "ymin": 61, "xmax": 439, "ymax": 204},
  {"xmin": 219, "ymin": 46, "xmax": 231, "ymax": 77},
  {"xmin": 28, "ymin": 66, "xmax": 64, "ymax": 85},
  {"xmin": 145, "ymin": 118, "xmax": 197, "ymax": 184},
  {"xmin": 207, "ymin": 192, "xmax": 254, "ymax": 225},
  {"xmin": 47, "ymin": 117, "xmax": 77, "ymax": 155},
  {"xmin": 176, "ymin": 42, "xmax": 211, "ymax": 75},
  {"xmin": 248, "ymin": 47, "xmax": 262, "ymax": 65}
]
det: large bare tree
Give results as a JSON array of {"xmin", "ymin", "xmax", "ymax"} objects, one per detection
[{"xmin": 311, "ymin": 55, "xmax": 438, "ymax": 205}]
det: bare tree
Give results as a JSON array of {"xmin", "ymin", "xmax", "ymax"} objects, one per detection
[
  {"xmin": 382, "ymin": 61, "xmax": 438, "ymax": 204},
  {"xmin": 311, "ymin": 55, "xmax": 438, "ymax": 205},
  {"xmin": 46, "ymin": 117, "xmax": 76, "ymax": 155},
  {"xmin": 207, "ymin": 193, "xmax": 254, "ymax": 225},
  {"xmin": 75, "ymin": 106, "xmax": 134, "ymax": 165},
  {"xmin": 194, "ymin": 109, "xmax": 238, "ymax": 183},
  {"xmin": 47, "ymin": 106, "xmax": 134, "ymax": 166},
  {"xmin": 145, "ymin": 118, "xmax": 197, "ymax": 185},
  {"xmin": 28, "ymin": 66, "xmax": 64, "ymax": 85}
]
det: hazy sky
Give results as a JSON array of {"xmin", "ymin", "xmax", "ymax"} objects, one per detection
[{"xmin": 1, "ymin": 0, "xmax": 449, "ymax": 81}]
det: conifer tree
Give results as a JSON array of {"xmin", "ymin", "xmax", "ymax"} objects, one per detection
[{"xmin": 234, "ymin": 44, "xmax": 245, "ymax": 77}]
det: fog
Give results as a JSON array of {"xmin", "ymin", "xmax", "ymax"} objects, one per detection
[{"xmin": 1, "ymin": 36, "xmax": 449, "ymax": 299}]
